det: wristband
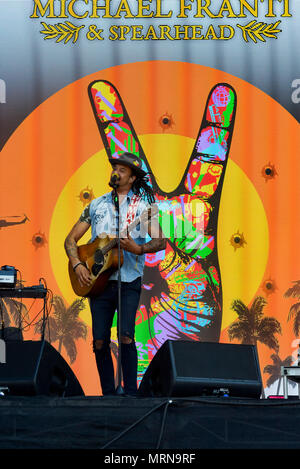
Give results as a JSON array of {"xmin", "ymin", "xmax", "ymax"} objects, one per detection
[{"xmin": 73, "ymin": 262, "xmax": 85, "ymax": 272}]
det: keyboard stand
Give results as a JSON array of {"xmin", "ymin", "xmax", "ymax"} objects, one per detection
[
  {"xmin": 281, "ymin": 366, "xmax": 300, "ymax": 399},
  {"xmin": 0, "ymin": 286, "xmax": 48, "ymax": 340}
]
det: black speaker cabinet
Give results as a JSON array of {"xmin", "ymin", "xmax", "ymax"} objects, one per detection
[
  {"xmin": 1, "ymin": 327, "xmax": 23, "ymax": 341},
  {"xmin": 138, "ymin": 340, "xmax": 262, "ymax": 399},
  {"xmin": 0, "ymin": 340, "xmax": 84, "ymax": 397}
]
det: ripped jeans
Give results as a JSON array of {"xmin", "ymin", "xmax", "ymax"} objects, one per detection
[{"xmin": 89, "ymin": 277, "xmax": 141, "ymax": 396}]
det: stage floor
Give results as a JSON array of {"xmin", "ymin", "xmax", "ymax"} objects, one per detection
[{"xmin": 1, "ymin": 395, "xmax": 300, "ymax": 450}]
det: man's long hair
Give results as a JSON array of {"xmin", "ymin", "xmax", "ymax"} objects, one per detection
[{"xmin": 132, "ymin": 173, "xmax": 156, "ymax": 205}]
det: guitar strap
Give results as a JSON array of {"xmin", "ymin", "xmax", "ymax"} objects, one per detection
[
  {"xmin": 125, "ymin": 194, "xmax": 142, "ymax": 230},
  {"xmin": 125, "ymin": 194, "xmax": 143, "ymax": 270}
]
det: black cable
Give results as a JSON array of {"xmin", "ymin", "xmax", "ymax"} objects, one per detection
[
  {"xmin": 99, "ymin": 394, "xmax": 300, "ymax": 450},
  {"xmin": 99, "ymin": 399, "xmax": 169, "ymax": 449},
  {"xmin": 0, "ymin": 268, "xmax": 26, "ymax": 341},
  {"xmin": 0, "ymin": 271, "xmax": 53, "ymax": 341},
  {"xmin": 15, "ymin": 269, "xmax": 23, "ymax": 332},
  {"xmin": 39, "ymin": 278, "xmax": 50, "ymax": 342},
  {"xmin": 167, "ymin": 396, "xmax": 300, "ymax": 407},
  {"xmin": 20, "ymin": 302, "xmax": 45, "ymax": 332},
  {"xmin": 156, "ymin": 399, "xmax": 172, "ymax": 449},
  {"xmin": 0, "ymin": 300, "xmax": 4, "ymax": 339},
  {"xmin": 46, "ymin": 289, "xmax": 54, "ymax": 343}
]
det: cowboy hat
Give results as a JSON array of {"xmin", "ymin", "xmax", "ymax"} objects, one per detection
[{"xmin": 109, "ymin": 152, "xmax": 147, "ymax": 178}]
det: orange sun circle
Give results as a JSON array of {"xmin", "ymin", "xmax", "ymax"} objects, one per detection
[{"xmin": 1, "ymin": 61, "xmax": 299, "ymax": 396}]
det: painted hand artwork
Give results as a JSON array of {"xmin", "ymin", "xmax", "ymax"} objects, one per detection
[{"xmin": 88, "ymin": 81, "xmax": 237, "ymax": 380}]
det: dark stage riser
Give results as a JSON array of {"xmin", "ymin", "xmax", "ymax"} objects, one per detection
[{"xmin": 0, "ymin": 396, "xmax": 300, "ymax": 450}]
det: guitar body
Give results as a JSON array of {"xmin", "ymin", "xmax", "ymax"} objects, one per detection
[
  {"xmin": 68, "ymin": 234, "xmax": 123, "ymax": 297},
  {"xmin": 68, "ymin": 206, "xmax": 157, "ymax": 297}
]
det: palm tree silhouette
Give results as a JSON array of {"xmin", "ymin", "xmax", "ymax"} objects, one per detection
[
  {"xmin": 284, "ymin": 280, "xmax": 300, "ymax": 335},
  {"xmin": 227, "ymin": 296, "xmax": 281, "ymax": 351},
  {"xmin": 264, "ymin": 353, "xmax": 295, "ymax": 395},
  {"xmin": 35, "ymin": 295, "xmax": 88, "ymax": 364},
  {"xmin": 0, "ymin": 297, "xmax": 28, "ymax": 331}
]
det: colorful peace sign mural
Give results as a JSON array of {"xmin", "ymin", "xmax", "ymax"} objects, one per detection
[{"xmin": 1, "ymin": 61, "xmax": 299, "ymax": 396}]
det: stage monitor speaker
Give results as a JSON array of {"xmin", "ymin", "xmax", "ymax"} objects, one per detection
[
  {"xmin": 138, "ymin": 340, "xmax": 262, "ymax": 399},
  {"xmin": 0, "ymin": 340, "xmax": 84, "ymax": 397},
  {"xmin": 1, "ymin": 327, "xmax": 23, "ymax": 341}
]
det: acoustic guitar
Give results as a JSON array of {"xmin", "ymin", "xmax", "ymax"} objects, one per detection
[{"xmin": 68, "ymin": 206, "xmax": 157, "ymax": 297}]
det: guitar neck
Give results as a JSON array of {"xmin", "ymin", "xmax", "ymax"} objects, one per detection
[
  {"xmin": 102, "ymin": 238, "xmax": 117, "ymax": 255},
  {"xmin": 101, "ymin": 216, "xmax": 142, "ymax": 255}
]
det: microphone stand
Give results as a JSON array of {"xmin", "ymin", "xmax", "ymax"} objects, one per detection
[
  {"xmin": 111, "ymin": 184, "xmax": 124, "ymax": 396},
  {"xmin": 0, "ymin": 302, "xmax": 4, "ymax": 339}
]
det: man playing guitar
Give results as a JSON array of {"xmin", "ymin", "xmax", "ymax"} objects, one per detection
[{"xmin": 64, "ymin": 152, "xmax": 166, "ymax": 396}]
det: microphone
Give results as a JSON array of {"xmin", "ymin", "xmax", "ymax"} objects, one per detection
[{"xmin": 109, "ymin": 171, "xmax": 120, "ymax": 188}]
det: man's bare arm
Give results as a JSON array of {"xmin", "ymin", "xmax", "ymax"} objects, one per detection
[
  {"xmin": 64, "ymin": 220, "xmax": 90, "ymax": 267},
  {"xmin": 64, "ymin": 220, "xmax": 93, "ymax": 287},
  {"xmin": 142, "ymin": 212, "xmax": 166, "ymax": 254},
  {"xmin": 143, "ymin": 238, "xmax": 166, "ymax": 254}
]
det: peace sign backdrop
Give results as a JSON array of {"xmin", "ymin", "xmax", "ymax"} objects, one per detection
[{"xmin": 0, "ymin": 61, "xmax": 299, "ymax": 396}]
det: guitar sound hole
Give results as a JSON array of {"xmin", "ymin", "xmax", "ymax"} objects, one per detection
[
  {"xmin": 92, "ymin": 249, "xmax": 104, "ymax": 276},
  {"xmin": 94, "ymin": 249, "xmax": 104, "ymax": 265},
  {"xmin": 92, "ymin": 263, "xmax": 103, "ymax": 276}
]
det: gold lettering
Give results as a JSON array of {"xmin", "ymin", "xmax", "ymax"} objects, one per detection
[
  {"xmin": 266, "ymin": 0, "xmax": 292, "ymax": 18},
  {"xmin": 190, "ymin": 25, "xmax": 203, "ymax": 39},
  {"xmin": 131, "ymin": 25, "xmax": 144, "ymax": 39},
  {"xmin": 265, "ymin": 0, "xmax": 276, "ymax": 17},
  {"xmin": 144, "ymin": 25, "xmax": 159, "ymax": 40},
  {"xmin": 118, "ymin": 25, "xmax": 131, "ymax": 39},
  {"xmin": 239, "ymin": 0, "xmax": 258, "ymax": 17},
  {"xmin": 68, "ymin": 0, "xmax": 89, "ymax": 19},
  {"xmin": 109, "ymin": 25, "xmax": 119, "ymax": 40},
  {"xmin": 282, "ymin": 0, "xmax": 292, "ymax": 17},
  {"xmin": 264, "ymin": 0, "xmax": 291, "ymax": 17},
  {"xmin": 30, "ymin": 0, "xmax": 56, "ymax": 18},
  {"xmin": 215, "ymin": 0, "xmax": 236, "ymax": 17},
  {"xmin": 136, "ymin": 0, "xmax": 153, "ymax": 18},
  {"xmin": 114, "ymin": 0, "xmax": 134, "ymax": 18},
  {"xmin": 91, "ymin": 0, "xmax": 112, "ymax": 18},
  {"xmin": 59, "ymin": 0, "xmax": 68, "ymax": 18},
  {"xmin": 194, "ymin": 0, "xmax": 217, "ymax": 18},
  {"xmin": 204, "ymin": 24, "xmax": 218, "ymax": 39},
  {"xmin": 158, "ymin": 25, "xmax": 174, "ymax": 39},
  {"xmin": 156, "ymin": 0, "xmax": 173, "ymax": 18},
  {"xmin": 177, "ymin": 0, "xmax": 194, "ymax": 18},
  {"xmin": 219, "ymin": 24, "xmax": 235, "ymax": 39},
  {"xmin": 173, "ymin": 25, "xmax": 190, "ymax": 39}
]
